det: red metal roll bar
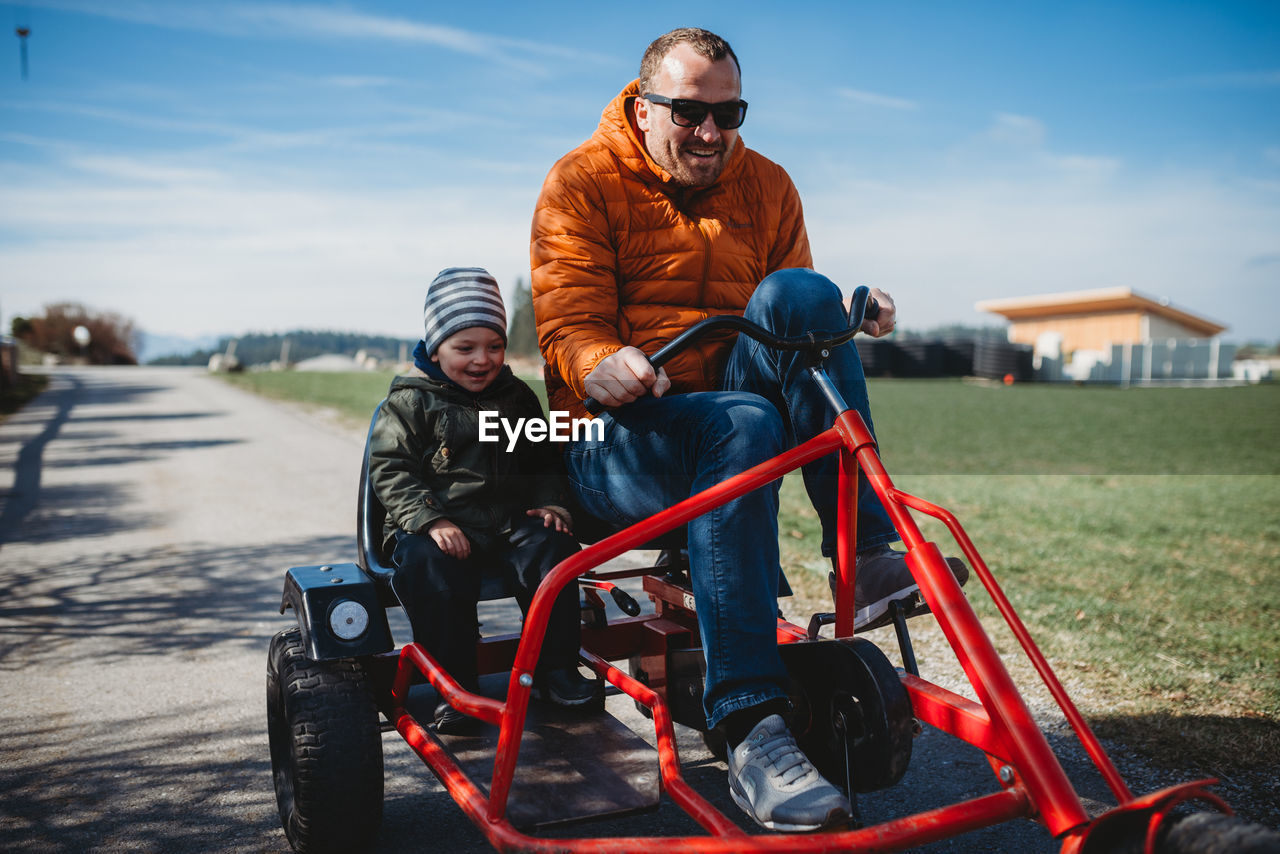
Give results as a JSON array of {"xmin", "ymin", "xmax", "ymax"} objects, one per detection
[{"xmin": 384, "ymin": 407, "xmax": 1214, "ymax": 852}]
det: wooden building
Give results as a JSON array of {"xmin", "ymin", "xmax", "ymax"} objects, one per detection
[{"xmin": 976, "ymin": 287, "xmax": 1226, "ymax": 356}]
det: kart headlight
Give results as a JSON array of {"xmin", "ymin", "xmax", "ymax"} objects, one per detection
[{"xmin": 328, "ymin": 599, "xmax": 369, "ymax": 641}]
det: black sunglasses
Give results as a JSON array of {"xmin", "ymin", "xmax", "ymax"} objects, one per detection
[{"xmin": 642, "ymin": 94, "xmax": 748, "ymax": 130}]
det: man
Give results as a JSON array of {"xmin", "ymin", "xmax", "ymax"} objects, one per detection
[{"xmin": 531, "ymin": 28, "xmax": 966, "ymax": 832}]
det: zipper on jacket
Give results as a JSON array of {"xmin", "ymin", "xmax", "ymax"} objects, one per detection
[{"xmin": 696, "ymin": 217, "xmax": 715, "ymax": 388}]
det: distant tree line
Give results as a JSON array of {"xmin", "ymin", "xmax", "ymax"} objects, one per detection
[
  {"xmin": 149, "ymin": 330, "xmax": 418, "ymax": 367},
  {"xmin": 152, "ymin": 277, "xmax": 543, "ymax": 368},
  {"xmin": 506, "ymin": 277, "xmax": 539, "ymax": 359},
  {"xmin": 10, "ymin": 302, "xmax": 139, "ymax": 365}
]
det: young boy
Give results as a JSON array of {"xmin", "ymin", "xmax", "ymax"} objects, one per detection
[{"xmin": 369, "ymin": 266, "xmax": 597, "ymax": 734}]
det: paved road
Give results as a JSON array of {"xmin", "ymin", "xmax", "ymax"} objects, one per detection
[{"xmin": 0, "ymin": 366, "xmax": 1189, "ymax": 852}]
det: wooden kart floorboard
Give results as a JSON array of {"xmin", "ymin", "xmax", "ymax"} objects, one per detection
[{"xmin": 404, "ymin": 677, "xmax": 662, "ymax": 829}]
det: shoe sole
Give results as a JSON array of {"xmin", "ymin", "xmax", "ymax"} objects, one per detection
[
  {"xmin": 729, "ymin": 782, "xmax": 850, "ymax": 833},
  {"xmin": 531, "ymin": 685, "xmax": 603, "ymax": 707},
  {"xmin": 434, "ymin": 715, "xmax": 486, "ymax": 736},
  {"xmin": 853, "ymin": 585, "xmax": 930, "ymax": 633}
]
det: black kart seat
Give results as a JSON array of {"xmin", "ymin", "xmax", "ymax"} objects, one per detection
[{"xmin": 356, "ymin": 401, "xmax": 407, "ymax": 606}]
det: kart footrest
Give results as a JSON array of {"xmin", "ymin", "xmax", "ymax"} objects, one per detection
[{"xmin": 409, "ymin": 683, "xmax": 661, "ymax": 829}]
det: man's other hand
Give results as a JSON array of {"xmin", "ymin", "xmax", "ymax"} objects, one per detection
[
  {"xmin": 584, "ymin": 347, "xmax": 671, "ymax": 407},
  {"xmin": 860, "ymin": 287, "xmax": 897, "ymax": 337}
]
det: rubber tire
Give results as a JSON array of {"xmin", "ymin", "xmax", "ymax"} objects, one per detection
[
  {"xmin": 1093, "ymin": 811, "xmax": 1280, "ymax": 854},
  {"xmin": 1160, "ymin": 812, "xmax": 1280, "ymax": 854},
  {"xmin": 267, "ymin": 628, "xmax": 384, "ymax": 853}
]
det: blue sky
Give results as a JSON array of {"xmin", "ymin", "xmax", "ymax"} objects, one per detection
[{"xmin": 2, "ymin": 0, "xmax": 1277, "ymax": 347}]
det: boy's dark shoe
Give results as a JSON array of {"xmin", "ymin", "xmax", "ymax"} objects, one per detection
[
  {"xmin": 830, "ymin": 546, "xmax": 970, "ymax": 633},
  {"xmin": 433, "ymin": 700, "xmax": 485, "ymax": 736},
  {"xmin": 534, "ymin": 667, "xmax": 601, "ymax": 707}
]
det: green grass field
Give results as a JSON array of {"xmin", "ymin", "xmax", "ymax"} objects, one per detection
[
  {"xmin": 221, "ymin": 370, "xmax": 1280, "ymax": 775},
  {"xmin": 0, "ymin": 372, "xmax": 48, "ymax": 421}
]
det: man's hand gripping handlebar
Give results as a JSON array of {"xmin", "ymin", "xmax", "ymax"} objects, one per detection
[{"xmin": 582, "ymin": 286, "xmax": 880, "ymax": 416}]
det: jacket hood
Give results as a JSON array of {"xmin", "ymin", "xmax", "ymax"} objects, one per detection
[{"xmin": 597, "ymin": 79, "xmax": 745, "ymax": 189}]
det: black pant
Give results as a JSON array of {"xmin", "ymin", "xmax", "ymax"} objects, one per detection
[{"xmin": 390, "ymin": 517, "xmax": 582, "ymax": 689}]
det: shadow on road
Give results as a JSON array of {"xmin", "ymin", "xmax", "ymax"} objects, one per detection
[
  {"xmin": 1086, "ymin": 712, "xmax": 1280, "ymax": 829},
  {"xmin": 0, "ymin": 533, "xmax": 354, "ymax": 669},
  {"xmin": 0, "ymin": 373, "xmax": 236, "ymax": 549},
  {"xmin": 0, "ymin": 528, "xmax": 359, "ymax": 853},
  {"xmin": 0, "ymin": 706, "xmax": 277, "ymax": 854},
  {"xmin": 1, "ymin": 479, "xmax": 155, "ymax": 545},
  {"xmin": 40, "ymin": 438, "xmax": 243, "ymax": 470},
  {"xmin": 0, "ymin": 375, "xmax": 79, "ymax": 542}
]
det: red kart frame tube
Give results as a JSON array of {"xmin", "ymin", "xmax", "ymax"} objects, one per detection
[
  {"xmin": 884, "ymin": 484, "xmax": 1133, "ymax": 805},
  {"xmin": 383, "ymin": 407, "xmax": 1177, "ymax": 851}
]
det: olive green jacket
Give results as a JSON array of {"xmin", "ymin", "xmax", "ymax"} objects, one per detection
[{"xmin": 369, "ymin": 365, "xmax": 570, "ymax": 554}]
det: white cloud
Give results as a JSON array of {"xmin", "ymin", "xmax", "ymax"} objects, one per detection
[
  {"xmin": 803, "ymin": 168, "xmax": 1280, "ymax": 340},
  {"xmin": 322, "ymin": 75, "xmax": 400, "ymax": 90},
  {"xmin": 985, "ymin": 113, "xmax": 1047, "ymax": 148},
  {"xmin": 962, "ymin": 114, "xmax": 1120, "ymax": 182},
  {"xmin": 7, "ymin": 130, "xmax": 1275, "ymax": 343},
  {"xmin": 837, "ymin": 88, "xmax": 918, "ymax": 111},
  {"xmin": 1042, "ymin": 154, "xmax": 1122, "ymax": 181},
  {"xmin": 26, "ymin": 0, "xmax": 612, "ymax": 75},
  {"xmin": 66, "ymin": 155, "xmax": 224, "ymax": 185},
  {"xmin": 0, "ymin": 165, "xmax": 540, "ymax": 338},
  {"xmin": 6, "ymin": 95, "xmax": 523, "ymax": 164}
]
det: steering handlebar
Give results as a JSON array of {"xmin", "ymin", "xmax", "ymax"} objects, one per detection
[{"xmin": 583, "ymin": 286, "xmax": 880, "ymax": 415}]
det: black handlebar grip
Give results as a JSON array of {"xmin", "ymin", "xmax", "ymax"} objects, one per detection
[
  {"xmin": 610, "ymin": 586, "xmax": 642, "ymax": 617},
  {"xmin": 581, "ymin": 290, "xmax": 880, "ymax": 415}
]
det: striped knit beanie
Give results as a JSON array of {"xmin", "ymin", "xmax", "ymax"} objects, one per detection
[{"xmin": 422, "ymin": 267, "xmax": 507, "ymax": 356}]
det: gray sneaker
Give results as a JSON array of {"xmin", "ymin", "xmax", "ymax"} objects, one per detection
[
  {"xmin": 727, "ymin": 714, "xmax": 851, "ymax": 832},
  {"xmin": 837, "ymin": 547, "xmax": 969, "ymax": 632}
]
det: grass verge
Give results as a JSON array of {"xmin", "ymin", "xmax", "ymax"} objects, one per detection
[
  {"xmin": 779, "ymin": 380, "xmax": 1279, "ymax": 787},
  {"xmin": 0, "ymin": 372, "xmax": 49, "ymax": 422},
  {"xmin": 221, "ymin": 371, "xmax": 1279, "ymax": 781}
]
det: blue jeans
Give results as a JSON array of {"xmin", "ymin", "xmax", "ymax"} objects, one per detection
[{"xmin": 563, "ymin": 268, "xmax": 897, "ymax": 728}]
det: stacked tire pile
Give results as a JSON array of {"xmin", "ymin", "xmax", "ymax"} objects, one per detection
[
  {"xmin": 972, "ymin": 340, "xmax": 1034, "ymax": 382},
  {"xmin": 855, "ymin": 338, "xmax": 897, "ymax": 378},
  {"xmin": 855, "ymin": 337, "xmax": 981, "ymax": 379},
  {"xmin": 892, "ymin": 340, "xmax": 945, "ymax": 378},
  {"xmin": 939, "ymin": 336, "xmax": 976, "ymax": 377}
]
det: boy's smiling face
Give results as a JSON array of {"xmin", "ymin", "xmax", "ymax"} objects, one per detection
[{"xmin": 431, "ymin": 327, "xmax": 506, "ymax": 392}]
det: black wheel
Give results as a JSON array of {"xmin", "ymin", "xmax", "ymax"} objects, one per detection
[
  {"xmin": 1086, "ymin": 809, "xmax": 1280, "ymax": 854},
  {"xmin": 267, "ymin": 628, "xmax": 384, "ymax": 853},
  {"xmin": 780, "ymin": 638, "xmax": 914, "ymax": 794},
  {"xmin": 1162, "ymin": 812, "xmax": 1280, "ymax": 854}
]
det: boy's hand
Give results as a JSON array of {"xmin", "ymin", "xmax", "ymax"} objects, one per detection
[
  {"xmin": 428, "ymin": 519, "xmax": 471, "ymax": 558},
  {"xmin": 528, "ymin": 507, "xmax": 572, "ymax": 535}
]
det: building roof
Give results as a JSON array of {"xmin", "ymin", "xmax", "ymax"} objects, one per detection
[{"xmin": 975, "ymin": 287, "xmax": 1226, "ymax": 336}]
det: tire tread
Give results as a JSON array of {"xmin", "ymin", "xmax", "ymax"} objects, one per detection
[{"xmin": 267, "ymin": 628, "xmax": 383, "ymax": 854}]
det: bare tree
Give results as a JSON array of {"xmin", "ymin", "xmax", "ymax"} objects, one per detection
[{"xmin": 14, "ymin": 303, "xmax": 139, "ymax": 365}]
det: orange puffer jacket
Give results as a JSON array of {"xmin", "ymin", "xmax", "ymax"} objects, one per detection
[{"xmin": 531, "ymin": 80, "xmax": 813, "ymax": 418}]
